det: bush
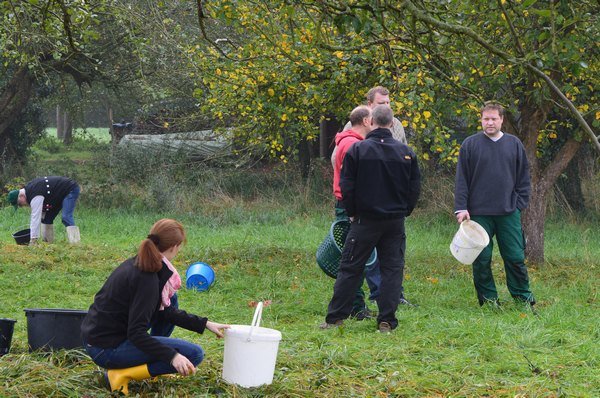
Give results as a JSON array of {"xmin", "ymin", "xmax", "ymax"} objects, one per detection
[
  {"xmin": 103, "ymin": 143, "xmax": 332, "ymax": 214},
  {"xmin": 110, "ymin": 144, "xmax": 188, "ymax": 183},
  {"xmin": 34, "ymin": 136, "xmax": 64, "ymax": 153}
]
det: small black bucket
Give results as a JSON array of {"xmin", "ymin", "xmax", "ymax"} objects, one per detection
[
  {"xmin": 0, "ymin": 318, "xmax": 17, "ymax": 356},
  {"xmin": 12, "ymin": 228, "xmax": 31, "ymax": 245},
  {"xmin": 24, "ymin": 309, "xmax": 87, "ymax": 351}
]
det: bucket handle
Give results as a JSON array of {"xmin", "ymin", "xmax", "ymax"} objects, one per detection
[{"xmin": 247, "ymin": 301, "xmax": 263, "ymax": 342}]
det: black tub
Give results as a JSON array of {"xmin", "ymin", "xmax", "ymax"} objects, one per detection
[
  {"xmin": 12, "ymin": 228, "xmax": 30, "ymax": 245},
  {"xmin": 24, "ymin": 309, "xmax": 87, "ymax": 351},
  {"xmin": 0, "ymin": 318, "xmax": 17, "ymax": 356}
]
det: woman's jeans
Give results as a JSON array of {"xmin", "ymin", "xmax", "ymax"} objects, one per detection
[
  {"xmin": 84, "ymin": 337, "xmax": 204, "ymax": 376},
  {"xmin": 150, "ymin": 294, "xmax": 178, "ymax": 337},
  {"xmin": 84, "ymin": 295, "xmax": 204, "ymax": 375},
  {"xmin": 42, "ymin": 185, "xmax": 80, "ymax": 226},
  {"xmin": 61, "ymin": 185, "xmax": 80, "ymax": 226}
]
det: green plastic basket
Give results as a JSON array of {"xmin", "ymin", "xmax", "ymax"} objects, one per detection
[{"xmin": 316, "ymin": 220, "xmax": 377, "ymax": 278}]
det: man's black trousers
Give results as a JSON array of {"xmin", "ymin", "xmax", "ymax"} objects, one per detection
[{"xmin": 326, "ymin": 216, "xmax": 406, "ymax": 329}]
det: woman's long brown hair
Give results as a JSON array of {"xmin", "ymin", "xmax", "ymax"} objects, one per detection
[{"xmin": 135, "ymin": 219, "xmax": 186, "ymax": 272}]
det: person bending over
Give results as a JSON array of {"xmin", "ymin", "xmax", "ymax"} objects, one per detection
[{"xmin": 8, "ymin": 176, "xmax": 81, "ymax": 244}]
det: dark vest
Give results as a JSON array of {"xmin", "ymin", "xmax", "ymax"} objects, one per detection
[{"xmin": 25, "ymin": 176, "xmax": 77, "ymax": 213}]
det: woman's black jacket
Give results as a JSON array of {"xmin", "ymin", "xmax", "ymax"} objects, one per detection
[{"xmin": 81, "ymin": 257, "xmax": 208, "ymax": 364}]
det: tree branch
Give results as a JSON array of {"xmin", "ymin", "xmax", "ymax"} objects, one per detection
[
  {"xmin": 497, "ymin": 0, "xmax": 525, "ymax": 57},
  {"xmin": 399, "ymin": 0, "xmax": 599, "ymax": 152},
  {"xmin": 195, "ymin": 0, "xmax": 257, "ymax": 62},
  {"xmin": 57, "ymin": 0, "xmax": 78, "ymax": 53},
  {"xmin": 318, "ymin": 37, "xmax": 396, "ymax": 52},
  {"xmin": 538, "ymin": 138, "xmax": 582, "ymax": 195},
  {"xmin": 525, "ymin": 63, "xmax": 600, "ymax": 152}
]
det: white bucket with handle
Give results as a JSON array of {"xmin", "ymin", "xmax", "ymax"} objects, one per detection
[
  {"xmin": 450, "ymin": 220, "xmax": 490, "ymax": 265},
  {"xmin": 222, "ymin": 302, "xmax": 282, "ymax": 387}
]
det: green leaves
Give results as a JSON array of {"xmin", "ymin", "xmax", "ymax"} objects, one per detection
[
  {"xmin": 531, "ymin": 9, "xmax": 552, "ymax": 18},
  {"xmin": 537, "ymin": 30, "xmax": 550, "ymax": 42},
  {"xmin": 352, "ymin": 15, "xmax": 362, "ymax": 33},
  {"xmin": 522, "ymin": 0, "xmax": 538, "ymax": 7}
]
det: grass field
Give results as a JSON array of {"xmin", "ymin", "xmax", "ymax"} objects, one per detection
[
  {"xmin": 45, "ymin": 127, "xmax": 111, "ymax": 142},
  {"xmin": 0, "ymin": 203, "xmax": 598, "ymax": 397},
  {"xmin": 29, "ymin": 128, "xmax": 111, "ymax": 164}
]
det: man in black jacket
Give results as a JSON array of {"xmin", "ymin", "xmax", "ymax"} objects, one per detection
[{"xmin": 321, "ymin": 105, "xmax": 421, "ymax": 333}]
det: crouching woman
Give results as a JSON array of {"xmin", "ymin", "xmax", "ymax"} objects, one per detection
[{"xmin": 81, "ymin": 219, "xmax": 229, "ymax": 395}]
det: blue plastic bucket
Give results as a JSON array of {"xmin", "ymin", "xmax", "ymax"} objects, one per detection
[{"xmin": 186, "ymin": 262, "xmax": 215, "ymax": 291}]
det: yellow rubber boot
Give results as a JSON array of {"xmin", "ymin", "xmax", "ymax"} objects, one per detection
[{"xmin": 107, "ymin": 364, "xmax": 151, "ymax": 395}]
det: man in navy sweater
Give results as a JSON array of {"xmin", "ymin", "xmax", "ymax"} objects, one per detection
[
  {"xmin": 454, "ymin": 102, "xmax": 535, "ymax": 309},
  {"xmin": 322, "ymin": 105, "xmax": 421, "ymax": 333}
]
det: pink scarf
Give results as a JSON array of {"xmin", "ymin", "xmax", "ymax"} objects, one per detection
[{"xmin": 160, "ymin": 256, "xmax": 181, "ymax": 310}]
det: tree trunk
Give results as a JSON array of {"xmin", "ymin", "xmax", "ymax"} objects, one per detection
[
  {"xmin": 298, "ymin": 136, "xmax": 311, "ymax": 180},
  {"xmin": 523, "ymin": 175, "xmax": 548, "ymax": 264},
  {"xmin": 517, "ymin": 98, "xmax": 547, "ymax": 264},
  {"xmin": 517, "ymin": 97, "xmax": 581, "ymax": 263},
  {"xmin": 56, "ymin": 105, "xmax": 65, "ymax": 139},
  {"xmin": 523, "ymin": 138, "xmax": 582, "ymax": 263},
  {"xmin": 557, "ymin": 150, "xmax": 586, "ymax": 213},
  {"xmin": 63, "ymin": 111, "xmax": 73, "ymax": 144},
  {"xmin": 0, "ymin": 67, "xmax": 34, "ymax": 161},
  {"xmin": 319, "ymin": 115, "xmax": 341, "ymax": 159},
  {"xmin": 576, "ymin": 144, "xmax": 595, "ymax": 211}
]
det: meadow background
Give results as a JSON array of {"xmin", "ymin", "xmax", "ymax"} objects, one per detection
[
  {"xmin": 0, "ymin": 132, "xmax": 598, "ymax": 397},
  {"xmin": 2, "ymin": 2, "xmax": 598, "ymax": 396}
]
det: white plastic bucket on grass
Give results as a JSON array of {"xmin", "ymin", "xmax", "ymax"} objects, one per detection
[
  {"xmin": 450, "ymin": 220, "xmax": 490, "ymax": 265},
  {"xmin": 222, "ymin": 302, "xmax": 282, "ymax": 387}
]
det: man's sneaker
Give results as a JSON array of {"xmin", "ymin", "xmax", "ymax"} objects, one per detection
[
  {"xmin": 319, "ymin": 319, "xmax": 344, "ymax": 329},
  {"xmin": 529, "ymin": 303, "xmax": 538, "ymax": 316},
  {"xmin": 480, "ymin": 298, "xmax": 502, "ymax": 309},
  {"xmin": 378, "ymin": 321, "xmax": 392, "ymax": 334},
  {"xmin": 398, "ymin": 297, "xmax": 418, "ymax": 307},
  {"xmin": 519, "ymin": 300, "xmax": 538, "ymax": 316},
  {"xmin": 350, "ymin": 307, "xmax": 375, "ymax": 321}
]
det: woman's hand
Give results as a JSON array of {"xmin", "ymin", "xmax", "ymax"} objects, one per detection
[
  {"xmin": 206, "ymin": 321, "xmax": 231, "ymax": 338},
  {"xmin": 170, "ymin": 353, "xmax": 196, "ymax": 376}
]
